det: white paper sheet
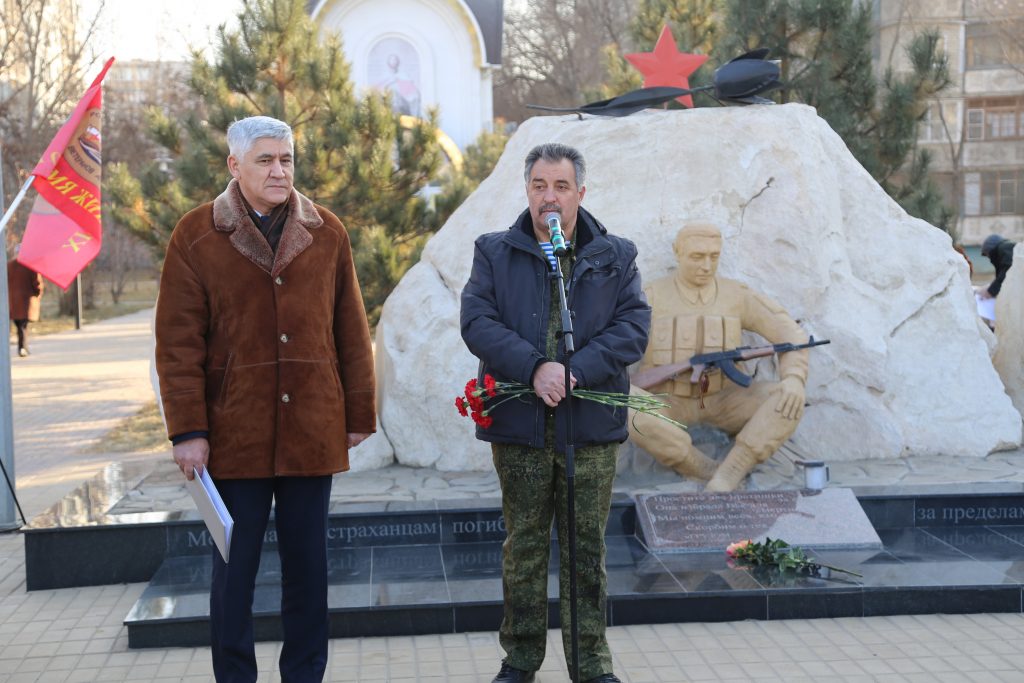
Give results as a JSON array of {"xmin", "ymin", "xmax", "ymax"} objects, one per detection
[
  {"xmin": 976, "ymin": 293, "xmax": 996, "ymax": 322},
  {"xmin": 185, "ymin": 467, "xmax": 234, "ymax": 563}
]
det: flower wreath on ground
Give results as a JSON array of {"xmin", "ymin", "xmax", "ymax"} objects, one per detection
[{"xmin": 454, "ymin": 374, "xmax": 685, "ymax": 432}]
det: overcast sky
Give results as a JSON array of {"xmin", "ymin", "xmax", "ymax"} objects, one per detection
[{"xmin": 84, "ymin": 0, "xmax": 239, "ymax": 62}]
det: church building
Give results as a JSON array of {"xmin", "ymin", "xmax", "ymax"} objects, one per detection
[{"xmin": 309, "ymin": 0, "xmax": 504, "ymax": 152}]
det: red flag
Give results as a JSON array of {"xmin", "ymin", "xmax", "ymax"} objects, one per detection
[{"xmin": 18, "ymin": 57, "xmax": 114, "ymax": 289}]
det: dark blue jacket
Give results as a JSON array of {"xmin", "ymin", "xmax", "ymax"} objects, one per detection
[{"xmin": 460, "ymin": 206, "xmax": 651, "ymax": 451}]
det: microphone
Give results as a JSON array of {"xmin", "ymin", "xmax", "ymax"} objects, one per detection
[{"xmin": 546, "ymin": 213, "xmax": 568, "ymax": 257}]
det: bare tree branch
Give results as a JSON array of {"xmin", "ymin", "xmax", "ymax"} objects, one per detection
[
  {"xmin": 1, "ymin": 0, "xmax": 106, "ymax": 247},
  {"xmin": 495, "ymin": 0, "xmax": 636, "ymax": 122}
]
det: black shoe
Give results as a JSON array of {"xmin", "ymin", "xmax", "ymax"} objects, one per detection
[
  {"xmin": 492, "ymin": 659, "xmax": 536, "ymax": 683},
  {"xmin": 583, "ymin": 675, "xmax": 622, "ymax": 683}
]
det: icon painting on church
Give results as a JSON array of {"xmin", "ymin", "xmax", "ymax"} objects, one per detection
[{"xmin": 369, "ymin": 37, "xmax": 422, "ymax": 117}]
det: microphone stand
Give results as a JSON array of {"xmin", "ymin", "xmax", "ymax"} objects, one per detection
[{"xmin": 550, "ymin": 250, "xmax": 581, "ymax": 682}]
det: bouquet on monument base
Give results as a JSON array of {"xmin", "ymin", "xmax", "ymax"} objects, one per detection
[
  {"xmin": 726, "ymin": 538, "xmax": 862, "ymax": 578},
  {"xmin": 454, "ymin": 374, "xmax": 686, "ymax": 431}
]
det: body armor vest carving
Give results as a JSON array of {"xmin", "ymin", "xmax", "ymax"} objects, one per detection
[{"xmin": 645, "ymin": 314, "xmax": 742, "ymax": 397}]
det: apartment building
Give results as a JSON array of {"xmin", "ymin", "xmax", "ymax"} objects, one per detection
[
  {"xmin": 875, "ymin": 0, "xmax": 1024, "ymax": 253},
  {"xmin": 104, "ymin": 60, "xmax": 190, "ymax": 111}
]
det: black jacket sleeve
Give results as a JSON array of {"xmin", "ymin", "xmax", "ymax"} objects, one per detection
[
  {"xmin": 569, "ymin": 248, "xmax": 651, "ymax": 388},
  {"xmin": 988, "ymin": 241, "xmax": 1016, "ymax": 297},
  {"xmin": 461, "ymin": 238, "xmax": 547, "ymax": 385}
]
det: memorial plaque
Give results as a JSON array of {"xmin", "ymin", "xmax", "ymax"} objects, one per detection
[{"xmin": 635, "ymin": 488, "xmax": 881, "ymax": 553}]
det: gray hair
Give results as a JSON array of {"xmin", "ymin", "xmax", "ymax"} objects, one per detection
[
  {"xmin": 226, "ymin": 116, "xmax": 293, "ymax": 158},
  {"xmin": 524, "ymin": 143, "xmax": 586, "ymax": 188}
]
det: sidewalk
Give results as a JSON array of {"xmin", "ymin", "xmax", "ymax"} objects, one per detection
[
  {"xmin": 9, "ymin": 308, "xmax": 162, "ymax": 520},
  {"xmin": 3, "ymin": 310, "xmax": 1024, "ymax": 682}
]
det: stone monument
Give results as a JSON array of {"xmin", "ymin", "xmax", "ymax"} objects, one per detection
[
  {"xmin": 634, "ymin": 489, "xmax": 882, "ymax": 553},
  {"xmin": 358, "ymin": 104, "xmax": 1021, "ymax": 473},
  {"xmin": 994, "ymin": 242, "xmax": 1024, "ymax": 417},
  {"xmin": 627, "ymin": 223, "xmax": 812, "ymax": 492}
]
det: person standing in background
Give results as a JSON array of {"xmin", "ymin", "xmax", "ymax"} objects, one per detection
[
  {"xmin": 7, "ymin": 248, "xmax": 44, "ymax": 358},
  {"xmin": 978, "ymin": 234, "xmax": 1016, "ymax": 300}
]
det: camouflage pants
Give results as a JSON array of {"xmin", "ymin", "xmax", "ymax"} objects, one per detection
[{"xmin": 492, "ymin": 437, "xmax": 617, "ymax": 681}]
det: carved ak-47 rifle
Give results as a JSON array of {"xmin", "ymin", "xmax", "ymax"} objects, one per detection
[{"xmin": 631, "ymin": 337, "xmax": 830, "ymax": 391}]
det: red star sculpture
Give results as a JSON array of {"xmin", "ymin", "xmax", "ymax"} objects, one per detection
[{"xmin": 625, "ymin": 25, "xmax": 708, "ymax": 108}]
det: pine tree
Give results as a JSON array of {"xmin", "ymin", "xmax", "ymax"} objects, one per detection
[
  {"xmin": 409, "ymin": 124, "xmax": 511, "ymax": 256},
  {"xmin": 600, "ymin": 0, "xmax": 718, "ymax": 100},
  {"xmin": 632, "ymin": 0, "xmax": 719, "ymax": 54},
  {"xmin": 462, "ymin": 125, "xmax": 512, "ymax": 186},
  {"xmin": 107, "ymin": 0, "xmax": 456, "ymax": 324},
  {"xmin": 716, "ymin": 0, "xmax": 953, "ymax": 229}
]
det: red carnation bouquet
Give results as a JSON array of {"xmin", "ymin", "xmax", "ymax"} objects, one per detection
[{"xmin": 454, "ymin": 374, "xmax": 685, "ymax": 430}]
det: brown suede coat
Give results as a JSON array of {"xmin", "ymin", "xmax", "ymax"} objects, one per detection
[
  {"xmin": 155, "ymin": 180, "xmax": 376, "ymax": 479},
  {"xmin": 7, "ymin": 259, "xmax": 43, "ymax": 321}
]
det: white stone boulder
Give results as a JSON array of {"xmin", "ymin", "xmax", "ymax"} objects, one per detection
[
  {"xmin": 346, "ymin": 418, "xmax": 395, "ymax": 471},
  {"xmin": 375, "ymin": 104, "xmax": 1022, "ymax": 471},
  {"xmin": 994, "ymin": 243, "xmax": 1024, "ymax": 418}
]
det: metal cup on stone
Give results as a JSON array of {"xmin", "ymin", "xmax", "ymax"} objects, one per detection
[{"xmin": 796, "ymin": 459, "xmax": 829, "ymax": 493}]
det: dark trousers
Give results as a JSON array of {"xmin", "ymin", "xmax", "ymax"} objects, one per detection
[
  {"xmin": 211, "ymin": 476, "xmax": 333, "ymax": 683},
  {"xmin": 12, "ymin": 320, "xmax": 27, "ymax": 351}
]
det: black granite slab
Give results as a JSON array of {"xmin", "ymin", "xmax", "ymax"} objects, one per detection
[
  {"xmin": 923, "ymin": 526, "xmax": 1024, "ymax": 560},
  {"xmin": 125, "ymin": 504, "xmax": 1024, "ymax": 648},
  {"xmin": 862, "ymin": 585, "xmax": 1023, "ymax": 617},
  {"xmin": 609, "ymin": 593, "xmax": 768, "ymax": 625},
  {"xmin": 875, "ymin": 527, "xmax": 973, "ymax": 563},
  {"xmin": 25, "ymin": 525, "xmax": 169, "ymax": 590},
  {"xmin": 29, "ymin": 460, "xmax": 1024, "ymax": 647},
  {"xmin": 767, "ymin": 588, "xmax": 864, "ymax": 620},
  {"xmin": 858, "ymin": 497, "xmax": 916, "ymax": 530},
  {"xmin": 443, "ymin": 541, "xmax": 504, "ymax": 580},
  {"xmin": 914, "ymin": 495, "xmax": 1024, "ymax": 528},
  {"xmin": 858, "ymin": 490, "xmax": 1024, "ymax": 529},
  {"xmin": 23, "ymin": 460, "xmax": 635, "ymax": 591},
  {"xmin": 453, "ymin": 603, "xmax": 504, "ymax": 632}
]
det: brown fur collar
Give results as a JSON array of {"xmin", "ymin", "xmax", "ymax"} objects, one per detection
[{"xmin": 212, "ymin": 179, "xmax": 324, "ymax": 277}]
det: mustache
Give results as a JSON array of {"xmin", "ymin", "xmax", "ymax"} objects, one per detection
[{"xmin": 539, "ymin": 205, "xmax": 560, "ymax": 214}]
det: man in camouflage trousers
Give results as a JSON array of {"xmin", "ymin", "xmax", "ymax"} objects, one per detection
[{"xmin": 461, "ymin": 143, "xmax": 650, "ymax": 683}]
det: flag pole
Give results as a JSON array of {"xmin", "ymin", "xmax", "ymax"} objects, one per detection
[
  {"xmin": 74, "ymin": 274, "xmax": 82, "ymax": 330},
  {"xmin": 0, "ymin": 159, "xmax": 30, "ymax": 531},
  {"xmin": 0, "ymin": 176, "xmax": 34, "ymax": 240},
  {"xmin": 0, "ymin": 254, "xmax": 18, "ymax": 530}
]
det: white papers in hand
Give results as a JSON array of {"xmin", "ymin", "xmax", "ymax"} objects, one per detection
[
  {"xmin": 185, "ymin": 467, "xmax": 234, "ymax": 563},
  {"xmin": 976, "ymin": 293, "xmax": 996, "ymax": 322}
]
